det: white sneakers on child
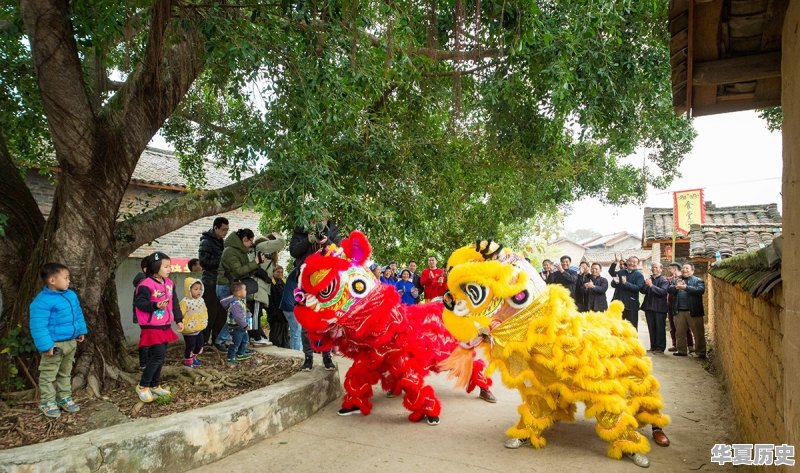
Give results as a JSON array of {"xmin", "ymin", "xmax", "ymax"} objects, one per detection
[{"xmin": 137, "ymin": 385, "xmax": 155, "ymax": 403}]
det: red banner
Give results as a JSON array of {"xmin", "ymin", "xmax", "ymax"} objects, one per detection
[{"xmin": 673, "ymin": 189, "xmax": 706, "ymax": 234}]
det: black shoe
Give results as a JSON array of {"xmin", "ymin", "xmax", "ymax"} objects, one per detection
[
  {"xmin": 426, "ymin": 415, "xmax": 440, "ymax": 426},
  {"xmin": 696, "ymin": 353, "xmax": 707, "ymax": 359},
  {"xmin": 301, "ymin": 357, "xmax": 313, "ymax": 371},
  {"xmin": 673, "ymin": 352, "xmax": 688, "ymax": 357},
  {"xmin": 337, "ymin": 406, "xmax": 360, "ymax": 416},
  {"xmin": 214, "ymin": 343, "xmax": 227, "ymax": 353},
  {"xmin": 323, "ymin": 355, "xmax": 335, "ymax": 371}
]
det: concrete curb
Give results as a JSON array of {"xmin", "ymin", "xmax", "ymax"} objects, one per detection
[{"xmin": 0, "ymin": 348, "xmax": 341, "ymax": 473}]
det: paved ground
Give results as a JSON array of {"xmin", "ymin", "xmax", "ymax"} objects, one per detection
[{"xmin": 192, "ymin": 316, "xmax": 734, "ymax": 472}]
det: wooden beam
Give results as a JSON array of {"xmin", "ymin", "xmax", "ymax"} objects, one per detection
[
  {"xmin": 692, "ymin": 51, "xmax": 781, "ymax": 85},
  {"xmin": 692, "ymin": 97, "xmax": 781, "ymax": 116}
]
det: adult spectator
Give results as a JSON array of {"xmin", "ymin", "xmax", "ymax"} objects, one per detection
[
  {"xmin": 640, "ymin": 262, "xmax": 670, "ymax": 354},
  {"xmin": 609, "ymin": 255, "xmax": 645, "ymax": 329},
  {"xmin": 665, "ymin": 262, "xmax": 693, "ymax": 352},
  {"xmin": 539, "ymin": 259, "xmax": 555, "ymax": 282},
  {"xmin": 583, "ymin": 263, "xmax": 609, "ymax": 311},
  {"xmin": 546, "ymin": 255, "xmax": 579, "ymax": 301},
  {"xmin": 267, "ymin": 266, "xmax": 289, "ymax": 348},
  {"xmin": 380, "ymin": 266, "xmax": 395, "ymax": 285},
  {"xmin": 369, "ymin": 263, "xmax": 382, "ymax": 279},
  {"xmin": 281, "ymin": 218, "xmax": 340, "ymax": 371},
  {"xmin": 248, "ymin": 232, "xmax": 286, "ymax": 345},
  {"xmin": 388, "ymin": 262, "xmax": 399, "ymax": 284},
  {"xmin": 420, "ymin": 256, "xmax": 447, "ymax": 301},
  {"xmin": 199, "ymin": 217, "xmax": 229, "ymax": 349},
  {"xmin": 395, "ymin": 269, "xmax": 418, "ymax": 305},
  {"xmin": 667, "ymin": 263, "xmax": 706, "ymax": 358},
  {"xmin": 574, "ymin": 261, "xmax": 591, "ymax": 312},
  {"xmin": 407, "ymin": 260, "xmax": 423, "ymax": 302},
  {"xmin": 217, "ymin": 228, "xmax": 267, "ymax": 350}
]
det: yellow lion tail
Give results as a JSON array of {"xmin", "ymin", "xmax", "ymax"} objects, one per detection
[{"xmin": 438, "ymin": 346, "xmax": 475, "ymax": 389}]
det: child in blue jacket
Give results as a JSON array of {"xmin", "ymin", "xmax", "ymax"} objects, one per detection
[{"xmin": 29, "ymin": 263, "xmax": 88, "ymax": 418}]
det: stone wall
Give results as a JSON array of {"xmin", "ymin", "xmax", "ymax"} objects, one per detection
[{"xmin": 711, "ymin": 276, "xmax": 785, "ymax": 447}]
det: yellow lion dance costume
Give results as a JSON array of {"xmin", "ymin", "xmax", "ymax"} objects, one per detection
[{"xmin": 440, "ymin": 240, "xmax": 669, "ymax": 467}]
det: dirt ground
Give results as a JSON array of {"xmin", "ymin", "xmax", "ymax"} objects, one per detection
[{"xmin": 0, "ymin": 346, "xmax": 300, "ymax": 450}]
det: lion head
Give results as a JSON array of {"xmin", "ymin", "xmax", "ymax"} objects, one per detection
[{"xmin": 442, "ymin": 239, "xmax": 547, "ymax": 345}]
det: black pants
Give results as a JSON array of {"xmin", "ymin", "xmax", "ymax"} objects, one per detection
[
  {"xmin": 140, "ymin": 343, "xmax": 167, "ymax": 388},
  {"xmin": 302, "ymin": 328, "xmax": 330, "ymax": 360},
  {"xmin": 645, "ymin": 311, "xmax": 667, "ymax": 352},
  {"xmin": 138, "ymin": 346, "xmax": 149, "ymax": 368},
  {"xmin": 202, "ymin": 278, "xmax": 225, "ymax": 344},
  {"xmin": 622, "ymin": 309, "xmax": 639, "ymax": 331},
  {"xmin": 183, "ymin": 333, "xmax": 205, "ymax": 359}
]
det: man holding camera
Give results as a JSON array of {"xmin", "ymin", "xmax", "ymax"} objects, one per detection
[{"xmin": 281, "ymin": 218, "xmax": 341, "ymax": 371}]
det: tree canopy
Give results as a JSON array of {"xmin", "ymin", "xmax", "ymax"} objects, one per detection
[{"xmin": 2, "ymin": 0, "xmax": 693, "ymax": 262}]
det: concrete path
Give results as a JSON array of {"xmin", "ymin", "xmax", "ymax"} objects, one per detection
[{"xmin": 192, "ymin": 317, "xmax": 734, "ymax": 472}]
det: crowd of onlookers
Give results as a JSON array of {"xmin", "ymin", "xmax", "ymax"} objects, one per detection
[{"xmin": 539, "ymin": 253, "xmax": 706, "ymax": 358}]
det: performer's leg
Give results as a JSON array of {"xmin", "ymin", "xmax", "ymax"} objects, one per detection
[
  {"xmin": 341, "ymin": 357, "xmax": 379, "ymax": 415},
  {"xmin": 594, "ymin": 409, "xmax": 650, "ymax": 459},
  {"xmin": 396, "ymin": 369, "xmax": 441, "ymax": 423},
  {"xmin": 506, "ymin": 394, "xmax": 557, "ymax": 449}
]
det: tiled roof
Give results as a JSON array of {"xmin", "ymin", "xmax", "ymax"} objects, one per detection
[
  {"xmin": 643, "ymin": 202, "xmax": 781, "ymax": 244},
  {"xmin": 709, "ymin": 236, "xmax": 782, "ymax": 298},
  {"xmin": 690, "ymin": 224, "xmax": 782, "ymax": 258},
  {"xmin": 131, "ymin": 147, "xmax": 250, "ymax": 190}
]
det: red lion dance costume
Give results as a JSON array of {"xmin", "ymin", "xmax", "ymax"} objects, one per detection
[{"xmin": 292, "ymin": 231, "xmax": 492, "ymax": 425}]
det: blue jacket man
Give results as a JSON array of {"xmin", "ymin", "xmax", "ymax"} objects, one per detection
[{"xmin": 609, "ymin": 257, "xmax": 645, "ymax": 329}]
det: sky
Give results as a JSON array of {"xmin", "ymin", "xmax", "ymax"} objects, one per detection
[{"xmin": 562, "ymin": 110, "xmax": 783, "ymax": 237}]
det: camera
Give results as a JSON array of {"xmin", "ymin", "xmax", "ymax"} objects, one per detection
[{"xmin": 313, "ymin": 223, "xmax": 328, "ymax": 242}]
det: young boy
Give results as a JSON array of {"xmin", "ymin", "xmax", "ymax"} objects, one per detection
[
  {"xmin": 220, "ymin": 281, "xmax": 252, "ymax": 363},
  {"xmin": 179, "ymin": 277, "xmax": 208, "ymax": 368},
  {"xmin": 29, "ymin": 263, "xmax": 88, "ymax": 418}
]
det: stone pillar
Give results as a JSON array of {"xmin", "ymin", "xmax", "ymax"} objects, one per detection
[{"xmin": 781, "ymin": 0, "xmax": 800, "ymax": 453}]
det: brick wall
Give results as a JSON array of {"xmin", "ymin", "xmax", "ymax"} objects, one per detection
[{"xmin": 711, "ymin": 276, "xmax": 785, "ymax": 450}]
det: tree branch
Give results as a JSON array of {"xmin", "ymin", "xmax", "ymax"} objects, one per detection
[
  {"xmin": 106, "ymin": 1, "xmax": 206, "ymax": 158},
  {"xmin": 20, "ymin": 0, "xmax": 96, "ymax": 173},
  {"xmin": 113, "ymin": 173, "xmax": 268, "ymax": 260}
]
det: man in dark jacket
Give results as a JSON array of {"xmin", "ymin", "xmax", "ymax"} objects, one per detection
[
  {"xmin": 546, "ymin": 255, "xmax": 579, "ymax": 302},
  {"xmin": 280, "ymin": 218, "xmax": 341, "ymax": 371},
  {"xmin": 582, "ymin": 263, "xmax": 609, "ymax": 311},
  {"xmin": 640, "ymin": 262, "xmax": 670, "ymax": 354},
  {"xmin": 667, "ymin": 263, "xmax": 706, "ymax": 358},
  {"xmin": 609, "ymin": 256, "xmax": 645, "ymax": 330},
  {"xmin": 199, "ymin": 217, "xmax": 229, "ymax": 350}
]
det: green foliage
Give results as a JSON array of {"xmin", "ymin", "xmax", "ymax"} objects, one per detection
[
  {"xmin": 0, "ymin": 325, "xmax": 36, "ymax": 391},
  {"xmin": 0, "ymin": 212, "xmax": 7, "ymax": 237},
  {"xmin": 155, "ymin": 392, "xmax": 174, "ymax": 406},
  {"xmin": 1, "ymin": 0, "xmax": 695, "ymax": 260},
  {"xmin": 758, "ymin": 107, "xmax": 783, "ymax": 133}
]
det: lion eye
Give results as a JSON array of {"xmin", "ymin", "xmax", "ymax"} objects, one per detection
[
  {"xmin": 464, "ymin": 283, "xmax": 487, "ymax": 306},
  {"xmin": 507, "ymin": 289, "xmax": 531, "ymax": 309},
  {"xmin": 318, "ymin": 279, "xmax": 337, "ymax": 299},
  {"xmin": 350, "ymin": 278, "xmax": 369, "ymax": 296}
]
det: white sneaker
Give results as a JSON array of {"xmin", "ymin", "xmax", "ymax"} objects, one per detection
[
  {"xmin": 151, "ymin": 385, "xmax": 171, "ymax": 396},
  {"xmin": 626, "ymin": 453, "xmax": 650, "ymax": 468},
  {"xmin": 504, "ymin": 438, "xmax": 529, "ymax": 449}
]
